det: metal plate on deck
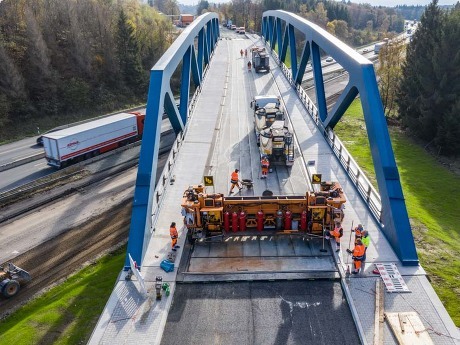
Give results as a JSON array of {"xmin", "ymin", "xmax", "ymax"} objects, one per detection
[{"xmin": 375, "ymin": 263, "xmax": 410, "ymax": 293}]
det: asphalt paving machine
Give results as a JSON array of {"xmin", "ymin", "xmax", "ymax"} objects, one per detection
[
  {"xmin": 181, "ymin": 182, "xmax": 345, "ymax": 243},
  {"xmin": 0, "ymin": 262, "xmax": 32, "ymax": 298}
]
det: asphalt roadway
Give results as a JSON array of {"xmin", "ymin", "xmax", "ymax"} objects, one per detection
[{"xmin": 161, "ymin": 280, "xmax": 359, "ymax": 345}]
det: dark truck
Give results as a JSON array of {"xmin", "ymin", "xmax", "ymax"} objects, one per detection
[{"xmin": 251, "ymin": 47, "xmax": 270, "ymax": 73}]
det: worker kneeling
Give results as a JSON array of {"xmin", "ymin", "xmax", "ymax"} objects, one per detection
[
  {"xmin": 325, "ymin": 221, "xmax": 343, "ymax": 252},
  {"xmin": 347, "ymin": 238, "xmax": 365, "ymax": 274}
]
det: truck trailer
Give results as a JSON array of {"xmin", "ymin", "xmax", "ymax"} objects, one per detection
[{"xmin": 42, "ymin": 112, "xmax": 145, "ymax": 168}]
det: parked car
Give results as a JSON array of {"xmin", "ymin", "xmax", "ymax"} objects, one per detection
[
  {"xmin": 238, "ymin": 27, "xmax": 245, "ymax": 34},
  {"xmin": 362, "ymin": 48, "xmax": 369, "ymax": 53},
  {"xmin": 231, "ymin": 25, "xmax": 236, "ymax": 30},
  {"xmin": 325, "ymin": 57, "xmax": 334, "ymax": 62}
]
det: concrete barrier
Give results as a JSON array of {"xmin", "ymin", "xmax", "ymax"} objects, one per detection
[{"xmin": 0, "ymin": 153, "xmax": 45, "ymax": 172}]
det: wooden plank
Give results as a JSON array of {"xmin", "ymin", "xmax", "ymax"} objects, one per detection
[
  {"xmin": 374, "ymin": 280, "xmax": 384, "ymax": 345},
  {"xmin": 385, "ymin": 312, "xmax": 434, "ymax": 345}
]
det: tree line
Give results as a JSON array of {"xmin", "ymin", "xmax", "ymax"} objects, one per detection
[
  {"xmin": 397, "ymin": 1, "xmax": 460, "ymax": 156},
  {"xmin": 0, "ymin": 0, "xmax": 172, "ymax": 141},
  {"xmin": 198, "ymin": 0, "xmax": 405, "ymax": 46}
]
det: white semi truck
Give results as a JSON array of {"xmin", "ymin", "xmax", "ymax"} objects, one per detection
[{"xmin": 42, "ymin": 112, "xmax": 145, "ymax": 168}]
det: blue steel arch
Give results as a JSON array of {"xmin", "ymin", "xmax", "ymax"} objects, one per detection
[
  {"xmin": 262, "ymin": 10, "xmax": 418, "ymax": 265},
  {"xmin": 125, "ymin": 13, "xmax": 219, "ymax": 268}
]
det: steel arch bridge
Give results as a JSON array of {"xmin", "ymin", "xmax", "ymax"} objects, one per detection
[
  {"xmin": 125, "ymin": 13, "xmax": 219, "ymax": 268},
  {"xmin": 262, "ymin": 10, "xmax": 417, "ymax": 265},
  {"xmin": 125, "ymin": 10, "xmax": 418, "ymax": 269}
]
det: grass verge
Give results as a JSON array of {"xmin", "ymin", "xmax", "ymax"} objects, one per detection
[
  {"xmin": 0, "ymin": 247, "xmax": 125, "ymax": 344},
  {"xmin": 335, "ymin": 99, "xmax": 460, "ymax": 326}
]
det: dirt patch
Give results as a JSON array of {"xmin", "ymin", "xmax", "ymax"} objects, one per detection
[{"xmin": 0, "ymin": 199, "xmax": 132, "ymax": 320}]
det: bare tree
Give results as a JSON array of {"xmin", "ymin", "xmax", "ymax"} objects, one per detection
[{"xmin": 377, "ymin": 37, "xmax": 406, "ymax": 117}]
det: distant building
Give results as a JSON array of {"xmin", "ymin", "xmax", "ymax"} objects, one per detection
[{"xmin": 179, "ymin": 14, "xmax": 194, "ymax": 27}]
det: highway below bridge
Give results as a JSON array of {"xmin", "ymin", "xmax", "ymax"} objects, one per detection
[{"xmin": 89, "ymin": 24, "xmax": 460, "ymax": 345}]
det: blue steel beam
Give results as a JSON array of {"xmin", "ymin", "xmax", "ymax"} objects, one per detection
[
  {"xmin": 276, "ymin": 18, "xmax": 282, "ymax": 57},
  {"xmin": 294, "ymin": 41, "xmax": 310, "ymax": 87},
  {"xmin": 279, "ymin": 26, "xmax": 289, "ymax": 64},
  {"xmin": 125, "ymin": 13, "xmax": 219, "ymax": 268},
  {"xmin": 311, "ymin": 41, "xmax": 327, "ymax": 122},
  {"xmin": 263, "ymin": 10, "xmax": 418, "ymax": 265},
  {"xmin": 288, "ymin": 24, "xmax": 298, "ymax": 80}
]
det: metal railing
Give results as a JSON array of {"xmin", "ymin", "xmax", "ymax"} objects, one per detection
[
  {"xmin": 272, "ymin": 51, "xmax": 383, "ymax": 223},
  {"xmin": 146, "ymin": 60, "xmax": 210, "ymax": 236}
]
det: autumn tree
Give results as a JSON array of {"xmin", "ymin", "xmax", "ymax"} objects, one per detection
[{"xmin": 377, "ymin": 37, "xmax": 406, "ymax": 118}]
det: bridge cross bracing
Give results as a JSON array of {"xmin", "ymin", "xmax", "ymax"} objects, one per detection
[{"xmin": 89, "ymin": 12, "xmax": 460, "ymax": 345}]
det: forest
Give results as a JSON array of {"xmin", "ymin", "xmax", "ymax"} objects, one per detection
[
  {"xmin": 397, "ymin": 1, "xmax": 460, "ymax": 155},
  {"xmin": 1, "ymin": 0, "xmax": 459, "ymax": 156},
  {"xmin": 0, "ymin": 0, "xmax": 172, "ymax": 141}
]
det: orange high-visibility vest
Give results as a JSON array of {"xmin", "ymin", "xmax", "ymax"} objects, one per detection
[
  {"xmin": 231, "ymin": 171, "xmax": 239, "ymax": 181},
  {"xmin": 170, "ymin": 226, "xmax": 178, "ymax": 238},
  {"xmin": 353, "ymin": 244, "xmax": 365, "ymax": 257}
]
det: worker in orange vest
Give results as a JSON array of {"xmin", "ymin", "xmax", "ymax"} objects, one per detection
[
  {"xmin": 261, "ymin": 156, "xmax": 269, "ymax": 178},
  {"xmin": 170, "ymin": 222, "xmax": 180, "ymax": 251},
  {"xmin": 326, "ymin": 221, "xmax": 343, "ymax": 252},
  {"xmin": 229, "ymin": 169, "xmax": 242, "ymax": 194},
  {"xmin": 347, "ymin": 238, "xmax": 366, "ymax": 274}
]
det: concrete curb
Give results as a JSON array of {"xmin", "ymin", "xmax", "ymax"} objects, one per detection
[{"xmin": 0, "ymin": 153, "xmax": 44, "ymax": 172}]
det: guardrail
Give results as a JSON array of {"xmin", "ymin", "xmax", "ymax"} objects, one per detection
[{"xmin": 272, "ymin": 51, "xmax": 383, "ymax": 223}]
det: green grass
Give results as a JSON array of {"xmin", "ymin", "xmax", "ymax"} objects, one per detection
[
  {"xmin": 335, "ymin": 100, "xmax": 460, "ymax": 326},
  {"xmin": 0, "ymin": 248, "xmax": 125, "ymax": 344},
  {"xmin": 274, "ymin": 42, "xmax": 292, "ymax": 68}
]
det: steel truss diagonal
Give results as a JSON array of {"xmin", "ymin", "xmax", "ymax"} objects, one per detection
[{"xmin": 262, "ymin": 10, "xmax": 418, "ymax": 265}]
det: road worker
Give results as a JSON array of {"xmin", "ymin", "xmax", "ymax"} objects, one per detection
[
  {"xmin": 325, "ymin": 221, "xmax": 343, "ymax": 252},
  {"xmin": 229, "ymin": 169, "xmax": 242, "ymax": 194},
  {"xmin": 353, "ymin": 223, "xmax": 364, "ymax": 244},
  {"xmin": 240, "ymin": 49, "xmax": 243, "ymax": 57},
  {"xmin": 347, "ymin": 238, "xmax": 365, "ymax": 274},
  {"xmin": 361, "ymin": 230, "xmax": 370, "ymax": 261},
  {"xmin": 170, "ymin": 222, "xmax": 180, "ymax": 251},
  {"xmin": 261, "ymin": 156, "xmax": 269, "ymax": 178}
]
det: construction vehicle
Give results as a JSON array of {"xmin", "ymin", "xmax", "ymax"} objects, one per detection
[
  {"xmin": 259, "ymin": 120, "xmax": 294, "ymax": 166},
  {"xmin": 250, "ymin": 95, "xmax": 293, "ymax": 166},
  {"xmin": 181, "ymin": 181, "xmax": 346, "ymax": 243},
  {"xmin": 0, "ymin": 263, "xmax": 32, "ymax": 298},
  {"xmin": 251, "ymin": 47, "xmax": 270, "ymax": 73},
  {"xmin": 253, "ymin": 102, "xmax": 285, "ymax": 144},
  {"xmin": 250, "ymin": 95, "xmax": 280, "ymax": 112}
]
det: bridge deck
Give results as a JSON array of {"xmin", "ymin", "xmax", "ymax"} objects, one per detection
[{"xmin": 89, "ymin": 35, "xmax": 460, "ymax": 345}]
